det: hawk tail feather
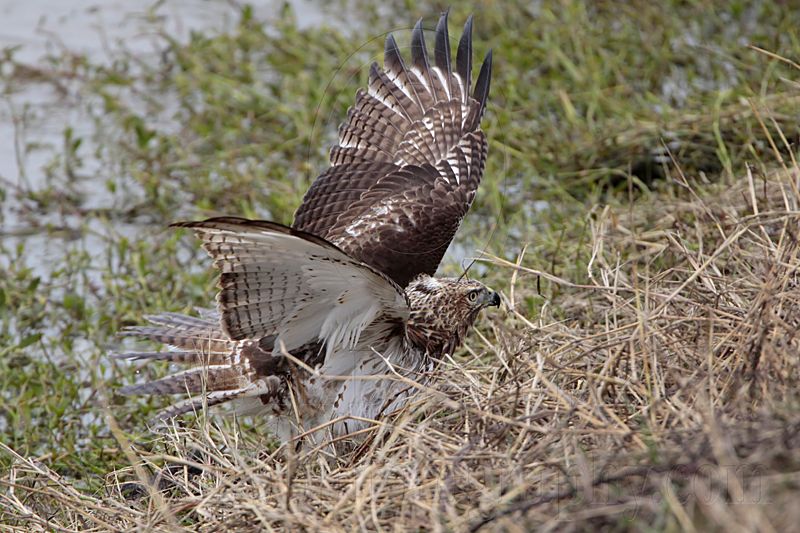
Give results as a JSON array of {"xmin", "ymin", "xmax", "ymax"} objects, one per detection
[{"xmin": 114, "ymin": 312, "xmax": 284, "ymax": 421}]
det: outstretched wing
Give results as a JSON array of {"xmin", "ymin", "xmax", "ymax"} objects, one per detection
[
  {"xmin": 293, "ymin": 11, "xmax": 492, "ymax": 287},
  {"xmin": 173, "ymin": 217, "xmax": 409, "ymax": 359}
]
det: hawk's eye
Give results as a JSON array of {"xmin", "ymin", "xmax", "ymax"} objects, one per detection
[{"xmin": 467, "ymin": 290, "xmax": 480, "ymax": 303}]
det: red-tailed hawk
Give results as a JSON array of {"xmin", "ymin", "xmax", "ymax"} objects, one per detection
[{"xmin": 116, "ymin": 11, "xmax": 497, "ymax": 443}]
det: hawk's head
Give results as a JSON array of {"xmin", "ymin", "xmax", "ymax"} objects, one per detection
[{"xmin": 405, "ymin": 275, "xmax": 500, "ymax": 355}]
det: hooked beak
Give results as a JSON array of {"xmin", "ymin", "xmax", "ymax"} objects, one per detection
[{"xmin": 488, "ymin": 291, "xmax": 501, "ymax": 307}]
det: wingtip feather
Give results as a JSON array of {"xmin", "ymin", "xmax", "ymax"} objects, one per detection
[
  {"xmin": 456, "ymin": 14, "xmax": 474, "ymax": 90},
  {"xmin": 384, "ymin": 33, "xmax": 403, "ymax": 71},
  {"xmin": 473, "ymin": 48, "xmax": 493, "ymax": 116},
  {"xmin": 434, "ymin": 10, "xmax": 451, "ymax": 74},
  {"xmin": 410, "ymin": 18, "xmax": 430, "ymax": 73}
]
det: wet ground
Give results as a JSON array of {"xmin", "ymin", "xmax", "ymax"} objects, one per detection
[{"xmin": 0, "ymin": 1, "xmax": 329, "ymax": 271}]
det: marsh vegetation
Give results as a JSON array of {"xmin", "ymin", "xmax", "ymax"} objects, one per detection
[{"xmin": 2, "ymin": 1, "xmax": 800, "ymax": 530}]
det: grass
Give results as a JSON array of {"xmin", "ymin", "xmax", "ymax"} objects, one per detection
[{"xmin": 2, "ymin": 0, "xmax": 800, "ymax": 530}]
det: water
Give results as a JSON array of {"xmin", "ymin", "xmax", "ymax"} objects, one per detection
[{"xmin": 0, "ymin": 0, "xmax": 329, "ymax": 275}]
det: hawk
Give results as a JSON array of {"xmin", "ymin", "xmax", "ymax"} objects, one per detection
[{"xmin": 116, "ymin": 11, "xmax": 497, "ymax": 443}]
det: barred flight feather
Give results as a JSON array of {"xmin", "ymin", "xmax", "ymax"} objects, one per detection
[{"xmin": 294, "ymin": 10, "xmax": 492, "ymax": 288}]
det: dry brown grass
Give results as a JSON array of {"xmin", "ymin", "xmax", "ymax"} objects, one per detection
[{"xmin": 5, "ymin": 159, "xmax": 800, "ymax": 531}]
